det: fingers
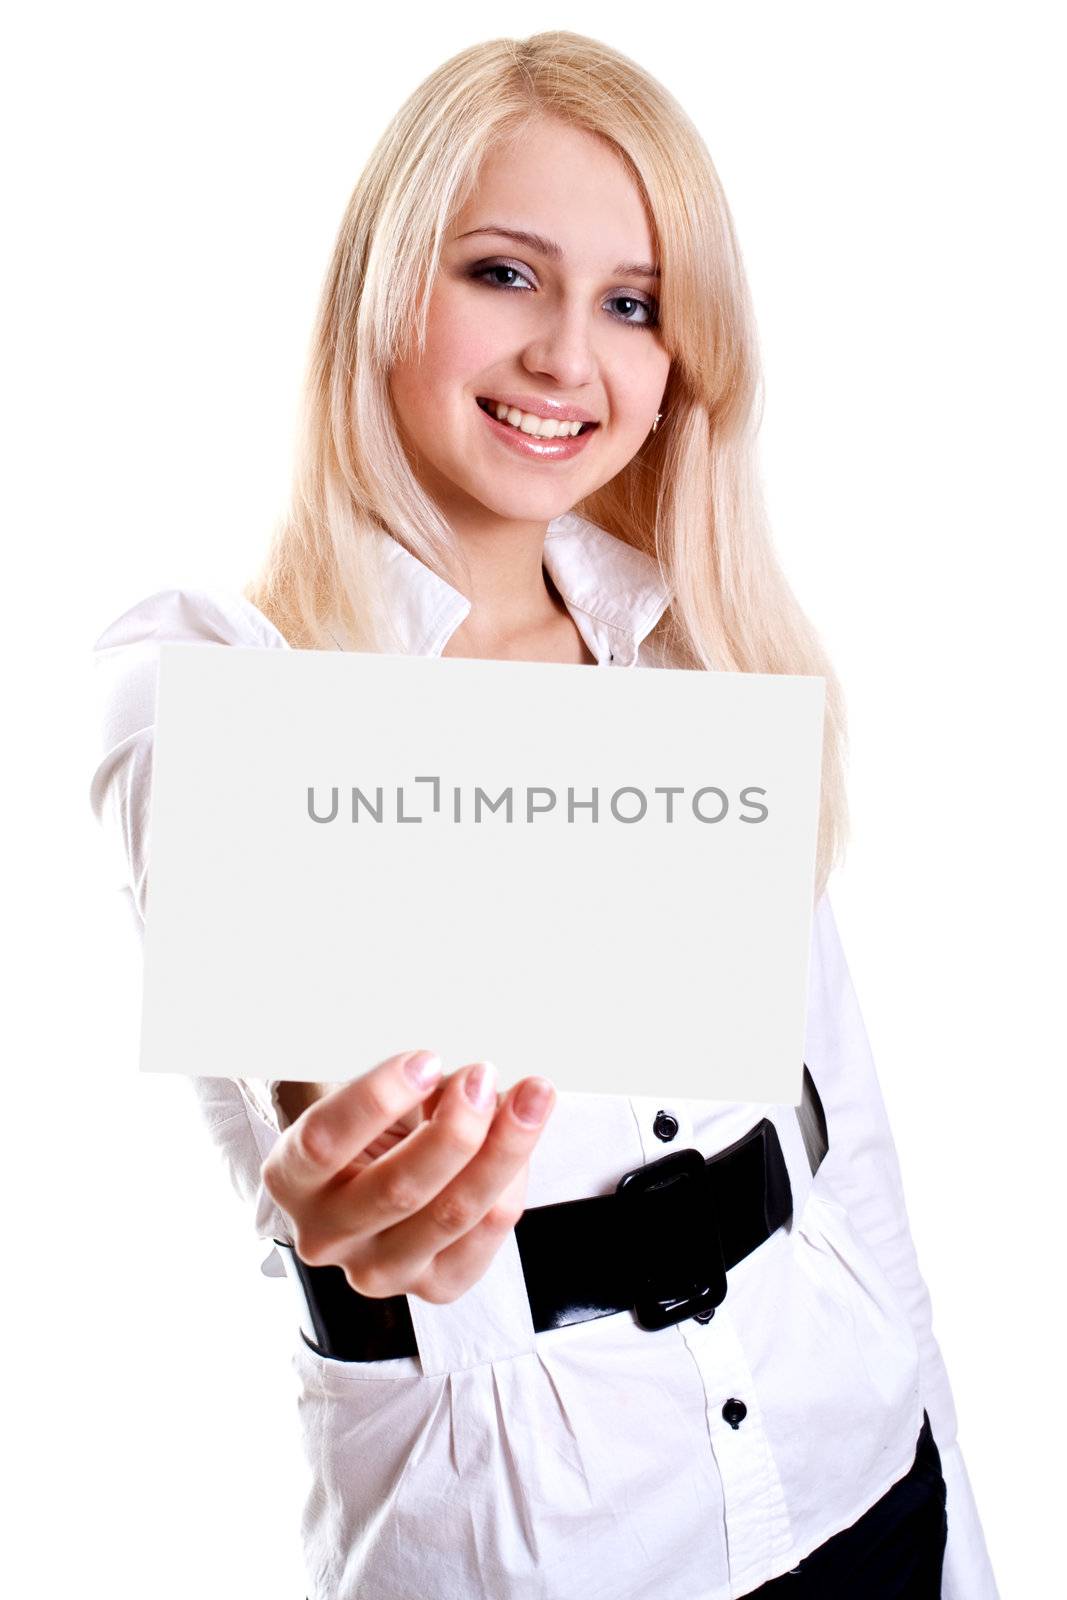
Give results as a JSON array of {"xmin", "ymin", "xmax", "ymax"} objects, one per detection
[
  {"xmin": 410, "ymin": 1162, "xmax": 531, "ymax": 1305},
  {"xmin": 338, "ymin": 1073, "xmax": 557, "ymax": 1286},
  {"xmin": 261, "ymin": 1048, "xmax": 443, "ymax": 1211},
  {"xmin": 293, "ymin": 1060, "xmax": 506, "ymax": 1260}
]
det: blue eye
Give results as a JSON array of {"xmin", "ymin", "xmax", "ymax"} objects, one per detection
[
  {"xmin": 607, "ymin": 294, "xmax": 656, "ymax": 327},
  {"xmin": 473, "ymin": 262, "xmax": 535, "ymax": 290},
  {"xmin": 469, "ymin": 260, "xmax": 658, "ymax": 329}
]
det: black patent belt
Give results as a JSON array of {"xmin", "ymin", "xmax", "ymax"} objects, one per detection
[{"xmin": 273, "ymin": 1114, "xmax": 794, "ymax": 1363}]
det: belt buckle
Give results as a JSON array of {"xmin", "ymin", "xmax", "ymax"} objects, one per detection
[{"xmin": 616, "ymin": 1146, "xmax": 727, "ymax": 1331}]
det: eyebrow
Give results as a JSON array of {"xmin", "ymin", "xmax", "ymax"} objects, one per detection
[{"xmin": 456, "ymin": 225, "xmax": 660, "ymax": 281}]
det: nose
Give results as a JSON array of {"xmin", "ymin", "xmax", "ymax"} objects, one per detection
[{"xmin": 520, "ymin": 296, "xmax": 597, "ymax": 392}]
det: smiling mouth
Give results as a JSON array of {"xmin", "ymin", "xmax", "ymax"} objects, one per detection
[{"xmin": 476, "ymin": 397, "xmax": 597, "ymax": 439}]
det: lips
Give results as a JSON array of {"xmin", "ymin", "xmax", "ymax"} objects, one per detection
[
  {"xmin": 476, "ymin": 396, "xmax": 599, "ymax": 434},
  {"xmin": 474, "ymin": 394, "xmax": 598, "ymax": 460}
]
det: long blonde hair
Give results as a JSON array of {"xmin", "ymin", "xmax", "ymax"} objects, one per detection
[{"xmin": 245, "ymin": 30, "xmax": 849, "ymax": 899}]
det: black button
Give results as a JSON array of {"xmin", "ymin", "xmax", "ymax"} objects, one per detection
[
  {"xmin": 652, "ymin": 1111, "xmax": 678, "ymax": 1142},
  {"xmin": 693, "ymin": 1308, "xmax": 715, "ymax": 1324},
  {"xmin": 722, "ymin": 1398, "xmax": 747, "ymax": 1429}
]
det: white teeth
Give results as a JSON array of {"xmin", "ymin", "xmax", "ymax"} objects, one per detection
[{"xmin": 485, "ymin": 399, "xmax": 585, "ymax": 438}]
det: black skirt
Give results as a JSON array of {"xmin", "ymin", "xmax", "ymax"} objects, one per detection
[{"xmin": 745, "ymin": 1410, "xmax": 948, "ymax": 1596}]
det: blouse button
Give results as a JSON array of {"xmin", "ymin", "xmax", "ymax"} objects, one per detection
[
  {"xmin": 722, "ymin": 1398, "xmax": 748, "ymax": 1430},
  {"xmin": 652, "ymin": 1110, "xmax": 679, "ymax": 1142}
]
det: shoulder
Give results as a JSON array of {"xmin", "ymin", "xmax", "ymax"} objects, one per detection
[
  {"xmin": 91, "ymin": 585, "xmax": 289, "ymax": 655},
  {"xmin": 90, "ymin": 586, "xmax": 289, "ymax": 749}
]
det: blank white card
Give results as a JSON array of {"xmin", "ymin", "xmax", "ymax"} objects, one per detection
[{"xmin": 141, "ymin": 646, "xmax": 825, "ymax": 1102}]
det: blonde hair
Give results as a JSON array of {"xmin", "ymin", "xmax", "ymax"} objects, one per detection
[{"xmin": 245, "ymin": 29, "xmax": 849, "ymax": 900}]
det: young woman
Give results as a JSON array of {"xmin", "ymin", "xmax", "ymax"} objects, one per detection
[{"xmin": 90, "ymin": 30, "xmax": 998, "ymax": 1600}]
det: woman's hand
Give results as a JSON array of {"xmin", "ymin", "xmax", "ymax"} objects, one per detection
[{"xmin": 261, "ymin": 1049, "xmax": 556, "ymax": 1305}]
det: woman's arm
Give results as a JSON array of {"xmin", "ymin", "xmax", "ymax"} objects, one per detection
[
  {"xmin": 808, "ymin": 891, "xmax": 998, "ymax": 1599},
  {"xmin": 272, "ymin": 1081, "xmax": 328, "ymax": 1128},
  {"xmin": 90, "ymin": 586, "xmax": 302, "ymax": 1243},
  {"xmin": 89, "ymin": 592, "xmax": 553, "ymax": 1311}
]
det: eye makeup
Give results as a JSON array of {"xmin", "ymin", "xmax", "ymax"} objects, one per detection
[{"xmin": 465, "ymin": 257, "xmax": 659, "ymax": 329}]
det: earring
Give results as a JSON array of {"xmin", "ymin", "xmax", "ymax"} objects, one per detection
[{"xmin": 651, "ymin": 412, "xmax": 663, "ymax": 434}]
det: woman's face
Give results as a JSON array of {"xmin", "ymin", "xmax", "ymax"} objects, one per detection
[{"xmin": 388, "ymin": 116, "xmax": 671, "ymax": 529}]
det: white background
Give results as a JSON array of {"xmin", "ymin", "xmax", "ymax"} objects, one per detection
[{"xmin": 5, "ymin": 3, "xmax": 1063, "ymax": 1595}]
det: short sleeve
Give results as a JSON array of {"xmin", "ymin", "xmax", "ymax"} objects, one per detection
[{"xmin": 88, "ymin": 586, "xmax": 297, "ymax": 1245}]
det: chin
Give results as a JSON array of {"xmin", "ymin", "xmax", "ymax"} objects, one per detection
[
  {"xmin": 479, "ymin": 488, "xmax": 588, "ymax": 524},
  {"xmin": 457, "ymin": 472, "xmax": 592, "ymax": 525}
]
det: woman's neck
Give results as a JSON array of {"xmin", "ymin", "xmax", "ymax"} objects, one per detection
[{"xmin": 439, "ymin": 514, "xmax": 590, "ymax": 661}]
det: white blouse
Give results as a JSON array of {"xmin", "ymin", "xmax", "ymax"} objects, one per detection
[{"xmin": 89, "ymin": 511, "xmax": 998, "ymax": 1598}]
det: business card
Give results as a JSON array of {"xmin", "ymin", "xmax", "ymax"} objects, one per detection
[{"xmin": 141, "ymin": 645, "xmax": 824, "ymax": 1101}]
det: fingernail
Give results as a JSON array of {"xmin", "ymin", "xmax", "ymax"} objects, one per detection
[
  {"xmin": 405, "ymin": 1051, "xmax": 442, "ymax": 1089},
  {"xmin": 464, "ymin": 1061, "xmax": 496, "ymax": 1112},
  {"xmin": 513, "ymin": 1078, "xmax": 554, "ymax": 1126}
]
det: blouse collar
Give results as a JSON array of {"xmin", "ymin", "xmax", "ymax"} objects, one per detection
[{"xmin": 371, "ymin": 510, "xmax": 671, "ymax": 667}]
